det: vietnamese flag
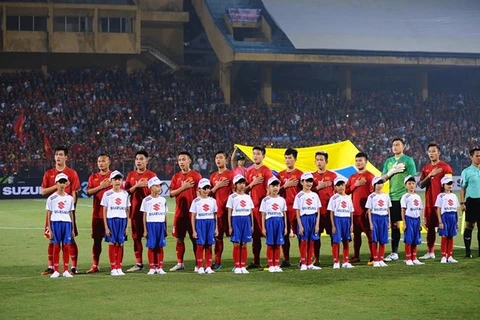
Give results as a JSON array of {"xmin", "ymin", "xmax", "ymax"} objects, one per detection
[
  {"xmin": 39, "ymin": 127, "xmax": 53, "ymax": 161},
  {"xmin": 13, "ymin": 112, "xmax": 25, "ymax": 142}
]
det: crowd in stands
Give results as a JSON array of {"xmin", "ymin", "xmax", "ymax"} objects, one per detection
[{"xmin": 1, "ymin": 67, "xmax": 478, "ymax": 180}]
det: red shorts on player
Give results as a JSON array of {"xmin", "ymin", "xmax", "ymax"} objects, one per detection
[
  {"xmin": 319, "ymin": 213, "xmax": 332, "ymax": 235},
  {"xmin": 91, "ymin": 218, "xmax": 105, "ymax": 239},
  {"xmin": 286, "ymin": 207, "xmax": 297, "ymax": 235},
  {"xmin": 352, "ymin": 214, "xmax": 371, "ymax": 234},
  {"xmin": 424, "ymin": 206, "xmax": 439, "ymax": 228},
  {"xmin": 172, "ymin": 213, "xmax": 193, "ymax": 239},
  {"xmin": 216, "ymin": 207, "xmax": 230, "ymax": 237},
  {"xmin": 130, "ymin": 212, "xmax": 144, "ymax": 239},
  {"xmin": 252, "ymin": 208, "xmax": 263, "ymax": 238}
]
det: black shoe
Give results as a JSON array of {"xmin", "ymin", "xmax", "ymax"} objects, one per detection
[
  {"xmin": 247, "ymin": 262, "xmax": 261, "ymax": 269},
  {"xmin": 466, "ymin": 250, "xmax": 473, "ymax": 258},
  {"xmin": 70, "ymin": 267, "xmax": 78, "ymax": 275},
  {"xmin": 211, "ymin": 264, "xmax": 222, "ymax": 270},
  {"xmin": 280, "ymin": 260, "xmax": 291, "ymax": 268}
]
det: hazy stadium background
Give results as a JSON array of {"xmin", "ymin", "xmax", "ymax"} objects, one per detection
[{"xmin": 1, "ymin": 1, "xmax": 480, "ymax": 319}]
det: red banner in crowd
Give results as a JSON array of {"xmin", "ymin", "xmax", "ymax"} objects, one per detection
[{"xmin": 13, "ymin": 112, "xmax": 25, "ymax": 142}]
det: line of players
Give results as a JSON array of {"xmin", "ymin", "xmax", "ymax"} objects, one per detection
[{"xmin": 41, "ymin": 140, "xmax": 480, "ymax": 276}]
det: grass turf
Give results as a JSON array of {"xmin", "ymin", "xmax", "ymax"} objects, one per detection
[{"xmin": 0, "ymin": 196, "xmax": 479, "ymax": 319}]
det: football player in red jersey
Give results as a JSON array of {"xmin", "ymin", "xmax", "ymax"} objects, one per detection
[
  {"xmin": 312, "ymin": 150, "xmax": 337, "ymax": 265},
  {"xmin": 419, "ymin": 143, "xmax": 453, "ymax": 259},
  {"xmin": 40, "ymin": 146, "xmax": 80, "ymax": 275},
  {"xmin": 169, "ymin": 151, "xmax": 202, "ymax": 271},
  {"xmin": 85, "ymin": 154, "xmax": 112, "ymax": 273},
  {"xmin": 124, "ymin": 151, "xmax": 157, "ymax": 272},
  {"xmin": 209, "ymin": 151, "xmax": 234, "ymax": 270},
  {"xmin": 245, "ymin": 146, "xmax": 273, "ymax": 268},
  {"xmin": 346, "ymin": 152, "xmax": 375, "ymax": 264},
  {"xmin": 276, "ymin": 148, "xmax": 302, "ymax": 267}
]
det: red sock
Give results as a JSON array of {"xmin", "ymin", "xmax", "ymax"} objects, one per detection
[
  {"xmin": 133, "ymin": 239, "xmax": 143, "ymax": 265},
  {"xmin": 427, "ymin": 227, "xmax": 436, "ymax": 254},
  {"xmin": 372, "ymin": 242, "xmax": 378, "ymax": 261},
  {"xmin": 157, "ymin": 248, "xmax": 164, "ymax": 269},
  {"xmin": 282, "ymin": 236, "xmax": 291, "ymax": 262},
  {"xmin": 52, "ymin": 243, "xmax": 60, "ymax": 272},
  {"xmin": 241, "ymin": 245, "xmax": 248, "ymax": 268},
  {"xmin": 353, "ymin": 231, "xmax": 361, "ymax": 258},
  {"xmin": 300, "ymin": 240, "xmax": 307, "ymax": 265},
  {"xmin": 266, "ymin": 245, "xmax": 273, "ymax": 267},
  {"xmin": 108, "ymin": 245, "xmax": 116, "ymax": 270},
  {"xmin": 252, "ymin": 237, "xmax": 262, "ymax": 265},
  {"xmin": 196, "ymin": 245, "xmax": 204, "ymax": 268},
  {"xmin": 148, "ymin": 248, "xmax": 155, "ymax": 269},
  {"xmin": 412, "ymin": 245, "xmax": 417, "ymax": 260},
  {"xmin": 116, "ymin": 245, "xmax": 124, "ymax": 269},
  {"xmin": 342, "ymin": 241, "xmax": 350, "ymax": 263},
  {"xmin": 379, "ymin": 244, "xmax": 385, "ymax": 260},
  {"xmin": 273, "ymin": 245, "xmax": 280, "ymax": 266},
  {"xmin": 441, "ymin": 237, "xmax": 447, "ymax": 257},
  {"xmin": 62, "ymin": 244, "xmax": 70, "ymax": 272},
  {"xmin": 447, "ymin": 237, "xmax": 454, "ymax": 257},
  {"xmin": 176, "ymin": 241, "xmax": 185, "ymax": 263},
  {"xmin": 215, "ymin": 237, "xmax": 223, "ymax": 265},
  {"xmin": 205, "ymin": 246, "xmax": 213, "ymax": 268},
  {"xmin": 92, "ymin": 238, "xmax": 102, "ymax": 267},
  {"xmin": 307, "ymin": 240, "xmax": 315, "ymax": 265},
  {"xmin": 405, "ymin": 244, "xmax": 412, "ymax": 260},
  {"xmin": 233, "ymin": 246, "xmax": 240, "ymax": 268},
  {"xmin": 70, "ymin": 241, "xmax": 78, "ymax": 268},
  {"xmin": 332, "ymin": 243, "xmax": 339, "ymax": 263},
  {"xmin": 48, "ymin": 242, "xmax": 54, "ymax": 267}
]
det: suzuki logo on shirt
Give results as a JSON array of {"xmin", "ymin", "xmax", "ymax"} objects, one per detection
[
  {"xmin": 202, "ymin": 204, "xmax": 210, "ymax": 212},
  {"xmin": 378, "ymin": 199, "xmax": 384, "ymax": 207},
  {"xmin": 240, "ymin": 200, "xmax": 246, "ymax": 208},
  {"xmin": 272, "ymin": 203, "xmax": 279, "ymax": 211},
  {"xmin": 306, "ymin": 198, "xmax": 313, "ymax": 206},
  {"xmin": 153, "ymin": 203, "xmax": 161, "ymax": 211},
  {"xmin": 448, "ymin": 199, "xmax": 454, "ymax": 206},
  {"xmin": 341, "ymin": 201, "xmax": 347, "ymax": 208},
  {"xmin": 58, "ymin": 201, "xmax": 65, "ymax": 209},
  {"xmin": 115, "ymin": 198, "xmax": 122, "ymax": 205},
  {"xmin": 413, "ymin": 199, "xmax": 419, "ymax": 206}
]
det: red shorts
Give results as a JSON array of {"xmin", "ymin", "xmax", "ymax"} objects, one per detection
[
  {"xmin": 286, "ymin": 207, "xmax": 297, "ymax": 235},
  {"xmin": 130, "ymin": 212, "xmax": 144, "ymax": 239},
  {"xmin": 252, "ymin": 207, "xmax": 263, "ymax": 238},
  {"xmin": 424, "ymin": 206, "xmax": 439, "ymax": 228},
  {"xmin": 172, "ymin": 213, "xmax": 193, "ymax": 239},
  {"xmin": 91, "ymin": 218, "xmax": 105, "ymax": 239},
  {"xmin": 44, "ymin": 211, "xmax": 78, "ymax": 238},
  {"xmin": 319, "ymin": 213, "xmax": 332, "ymax": 235},
  {"xmin": 352, "ymin": 214, "xmax": 370, "ymax": 234},
  {"xmin": 216, "ymin": 207, "xmax": 230, "ymax": 237}
]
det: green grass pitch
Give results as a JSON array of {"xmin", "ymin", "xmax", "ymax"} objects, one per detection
[{"xmin": 0, "ymin": 194, "xmax": 479, "ymax": 319}]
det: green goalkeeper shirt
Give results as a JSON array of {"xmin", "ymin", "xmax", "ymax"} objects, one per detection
[{"xmin": 382, "ymin": 154, "xmax": 417, "ymax": 201}]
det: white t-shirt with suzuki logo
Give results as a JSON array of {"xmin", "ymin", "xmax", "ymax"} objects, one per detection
[
  {"xmin": 141, "ymin": 195, "xmax": 168, "ymax": 222},
  {"xmin": 101, "ymin": 190, "xmax": 130, "ymax": 218},
  {"xmin": 400, "ymin": 193, "xmax": 423, "ymax": 218},
  {"xmin": 190, "ymin": 196, "xmax": 217, "ymax": 220},
  {"xmin": 227, "ymin": 193, "xmax": 254, "ymax": 217},
  {"xmin": 327, "ymin": 194, "xmax": 354, "ymax": 218},
  {"xmin": 365, "ymin": 192, "xmax": 392, "ymax": 216}
]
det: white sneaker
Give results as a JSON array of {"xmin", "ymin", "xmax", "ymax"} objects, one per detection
[
  {"xmin": 447, "ymin": 257, "xmax": 458, "ymax": 263},
  {"xmin": 110, "ymin": 269, "xmax": 119, "ymax": 276},
  {"xmin": 117, "ymin": 269, "xmax": 125, "ymax": 276},
  {"xmin": 194, "ymin": 266, "xmax": 198, "ymax": 272},
  {"xmin": 333, "ymin": 263, "xmax": 340, "ymax": 269},
  {"xmin": 62, "ymin": 271, "xmax": 73, "ymax": 278},
  {"xmin": 300, "ymin": 264, "xmax": 308, "ymax": 271},
  {"xmin": 197, "ymin": 267, "xmax": 205, "ymax": 274},
  {"xmin": 50, "ymin": 271, "xmax": 60, "ymax": 278},
  {"xmin": 405, "ymin": 260, "xmax": 414, "ymax": 266},
  {"xmin": 307, "ymin": 264, "xmax": 322, "ymax": 270},
  {"xmin": 147, "ymin": 269, "xmax": 156, "ymax": 275},
  {"xmin": 234, "ymin": 268, "xmax": 242, "ymax": 274},
  {"xmin": 274, "ymin": 266, "xmax": 283, "ymax": 272},
  {"xmin": 379, "ymin": 261, "xmax": 388, "ymax": 267},
  {"xmin": 412, "ymin": 259, "xmax": 425, "ymax": 265},
  {"xmin": 169, "ymin": 263, "xmax": 185, "ymax": 272},
  {"xmin": 440, "ymin": 257, "xmax": 447, "ymax": 263},
  {"xmin": 126, "ymin": 264, "xmax": 143, "ymax": 272},
  {"xmin": 205, "ymin": 267, "xmax": 215, "ymax": 274},
  {"xmin": 383, "ymin": 253, "xmax": 399, "ymax": 262},
  {"xmin": 156, "ymin": 268, "xmax": 167, "ymax": 275},
  {"xmin": 240, "ymin": 267, "xmax": 249, "ymax": 274},
  {"xmin": 342, "ymin": 262, "xmax": 354, "ymax": 269},
  {"xmin": 373, "ymin": 262, "xmax": 381, "ymax": 267},
  {"xmin": 419, "ymin": 252, "xmax": 435, "ymax": 260},
  {"xmin": 268, "ymin": 266, "xmax": 276, "ymax": 273}
]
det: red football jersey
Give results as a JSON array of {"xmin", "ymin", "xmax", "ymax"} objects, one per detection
[
  {"xmin": 312, "ymin": 170, "xmax": 337, "ymax": 215},
  {"xmin": 277, "ymin": 168, "xmax": 303, "ymax": 206},
  {"xmin": 346, "ymin": 171, "xmax": 375, "ymax": 215},
  {"xmin": 41, "ymin": 167, "xmax": 81, "ymax": 197},
  {"xmin": 87, "ymin": 170, "xmax": 112, "ymax": 219},
  {"xmin": 420, "ymin": 161, "xmax": 453, "ymax": 208},
  {"xmin": 246, "ymin": 165, "xmax": 273, "ymax": 206},
  {"xmin": 125, "ymin": 169, "xmax": 157, "ymax": 218},
  {"xmin": 210, "ymin": 169, "xmax": 234, "ymax": 211},
  {"xmin": 170, "ymin": 170, "xmax": 202, "ymax": 217}
]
